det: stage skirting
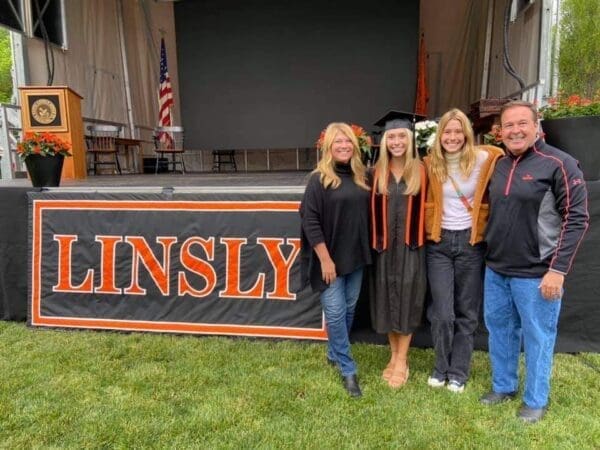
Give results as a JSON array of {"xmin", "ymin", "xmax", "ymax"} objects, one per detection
[
  {"xmin": 26, "ymin": 188, "xmax": 326, "ymax": 340},
  {"xmin": 0, "ymin": 184, "xmax": 598, "ymax": 352}
]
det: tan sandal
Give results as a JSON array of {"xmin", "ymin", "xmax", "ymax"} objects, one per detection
[
  {"xmin": 382, "ymin": 361, "xmax": 395, "ymax": 381},
  {"xmin": 388, "ymin": 363, "xmax": 409, "ymax": 388}
]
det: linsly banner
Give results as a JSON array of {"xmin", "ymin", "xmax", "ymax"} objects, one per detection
[{"xmin": 27, "ymin": 191, "xmax": 326, "ymax": 340}]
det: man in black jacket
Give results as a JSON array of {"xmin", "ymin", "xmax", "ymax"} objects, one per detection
[{"xmin": 480, "ymin": 100, "xmax": 589, "ymax": 423}]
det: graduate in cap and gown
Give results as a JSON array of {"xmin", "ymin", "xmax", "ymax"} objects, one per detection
[{"xmin": 369, "ymin": 111, "xmax": 428, "ymax": 388}]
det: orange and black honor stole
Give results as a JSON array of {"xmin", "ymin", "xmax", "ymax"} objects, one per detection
[{"xmin": 370, "ymin": 166, "xmax": 426, "ymax": 252}]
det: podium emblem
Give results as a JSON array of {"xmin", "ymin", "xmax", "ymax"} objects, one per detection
[
  {"xmin": 31, "ymin": 98, "xmax": 58, "ymax": 125},
  {"xmin": 22, "ymin": 91, "xmax": 66, "ymax": 130}
]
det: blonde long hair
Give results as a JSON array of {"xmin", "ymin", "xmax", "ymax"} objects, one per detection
[
  {"xmin": 428, "ymin": 108, "xmax": 477, "ymax": 182},
  {"xmin": 314, "ymin": 122, "xmax": 369, "ymax": 190},
  {"xmin": 374, "ymin": 128, "xmax": 421, "ymax": 196}
]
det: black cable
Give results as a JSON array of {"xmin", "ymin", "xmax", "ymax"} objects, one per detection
[
  {"xmin": 8, "ymin": 0, "xmax": 25, "ymax": 31},
  {"xmin": 33, "ymin": 0, "xmax": 55, "ymax": 85},
  {"xmin": 503, "ymin": 0, "xmax": 526, "ymax": 91}
]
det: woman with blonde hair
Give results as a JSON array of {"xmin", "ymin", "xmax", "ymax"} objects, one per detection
[
  {"xmin": 300, "ymin": 122, "xmax": 371, "ymax": 398},
  {"xmin": 424, "ymin": 108, "xmax": 503, "ymax": 393},
  {"xmin": 370, "ymin": 113, "xmax": 427, "ymax": 388}
]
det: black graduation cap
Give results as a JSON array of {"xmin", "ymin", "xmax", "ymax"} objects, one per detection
[
  {"xmin": 374, "ymin": 110, "xmax": 426, "ymax": 131},
  {"xmin": 374, "ymin": 110, "xmax": 427, "ymax": 158}
]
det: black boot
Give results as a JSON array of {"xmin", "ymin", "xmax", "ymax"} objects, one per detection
[{"xmin": 342, "ymin": 374, "xmax": 362, "ymax": 398}]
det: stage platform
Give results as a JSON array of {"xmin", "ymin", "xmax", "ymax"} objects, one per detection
[
  {"xmin": 1, "ymin": 173, "xmax": 599, "ymax": 352},
  {"xmin": 0, "ymin": 171, "xmax": 312, "ymax": 189}
]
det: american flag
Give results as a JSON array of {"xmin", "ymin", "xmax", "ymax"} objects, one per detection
[{"xmin": 158, "ymin": 38, "xmax": 173, "ymax": 146}]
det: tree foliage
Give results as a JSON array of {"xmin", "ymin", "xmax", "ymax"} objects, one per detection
[
  {"xmin": 0, "ymin": 27, "xmax": 13, "ymax": 104},
  {"xmin": 558, "ymin": 0, "xmax": 600, "ymax": 97}
]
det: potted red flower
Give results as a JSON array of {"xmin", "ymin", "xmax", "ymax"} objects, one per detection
[{"xmin": 17, "ymin": 132, "xmax": 72, "ymax": 187}]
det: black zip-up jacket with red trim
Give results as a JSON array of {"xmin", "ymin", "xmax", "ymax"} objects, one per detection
[{"xmin": 485, "ymin": 139, "xmax": 589, "ymax": 278}]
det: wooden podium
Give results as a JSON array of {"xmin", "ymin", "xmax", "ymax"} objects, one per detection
[{"xmin": 19, "ymin": 86, "xmax": 86, "ymax": 180}]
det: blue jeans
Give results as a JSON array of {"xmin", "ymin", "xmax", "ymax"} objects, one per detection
[
  {"xmin": 320, "ymin": 268, "xmax": 363, "ymax": 377},
  {"xmin": 484, "ymin": 267, "xmax": 562, "ymax": 409},
  {"xmin": 426, "ymin": 229, "xmax": 485, "ymax": 384}
]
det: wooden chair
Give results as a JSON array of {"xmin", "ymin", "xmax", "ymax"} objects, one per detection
[
  {"xmin": 212, "ymin": 150, "xmax": 237, "ymax": 172},
  {"xmin": 153, "ymin": 126, "xmax": 185, "ymax": 174},
  {"xmin": 86, "ymin": 125, "xmax": 122, "ymax": 175}
]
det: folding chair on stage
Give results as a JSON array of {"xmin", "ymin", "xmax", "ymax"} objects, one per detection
[
  {"xmin": 86, "ymin": 125, "xmax": 122, "ymax": 175},
  {"xmin": 153, "ymin": 126, "xmax": 185, "ymax": 174}
]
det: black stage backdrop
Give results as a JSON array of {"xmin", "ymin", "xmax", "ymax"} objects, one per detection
[
  {"xmin": 0, "ymin": 187, "xmax": 30, "ymax": 321},
  {"xmin": 0, "ymin": 184, "xmax": 599, "ymax": 351},
  {"xmin": 175, "ymin": 0, "xmax": 419, "ymax": 150}
]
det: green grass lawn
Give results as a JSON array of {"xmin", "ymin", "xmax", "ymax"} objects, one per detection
[{"xmin": 0, "ymin": 322, "xmax": 598, "ymax": 449}]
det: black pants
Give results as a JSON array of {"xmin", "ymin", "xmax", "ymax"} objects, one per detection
[{"xmin": 426, "ymin": 229, "xmax": 485, "ymax": 384}]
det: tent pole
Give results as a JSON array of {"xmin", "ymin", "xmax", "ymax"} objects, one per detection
[
  {"xmin": 480, "ymin": 0, "xmax": 495, "ymax": 99},
  {"xmin": 116, "ymin": 0, "xmax": 136, "ymax": 138}
]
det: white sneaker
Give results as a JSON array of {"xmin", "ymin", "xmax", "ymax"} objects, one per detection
[
  {"xmin": 447, "ymin": 380, "xmax": 465, "ymax": 393},
  {"xmin": 427, "ymin": 376, "xmax": 446, "ymax": 388}
]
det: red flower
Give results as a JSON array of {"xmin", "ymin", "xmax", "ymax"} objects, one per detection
[
  {"xmin": 315, "ymin": 123, "xmax": 372, "ymax": 158},
  {"xmin": 484, "ymin": 124, "xmax": 503, "ymax": 146},
  {"xmin": 567, "ymin": 95, "xmax": 581, "ymax": 106},
  {"xmin": 541, "ymin": 92, "xmax": 600, "ymax": 119},
  {"xmin": 315, "ymin": 130, "xmax": 326, "ymax": 149},
  {"xmin": 350, "ymin": 124, "xmax": 365, "ymax": 137},
  {"xmin": 16, "ymin": 131, "xmax": 72, "ymax": 160}
]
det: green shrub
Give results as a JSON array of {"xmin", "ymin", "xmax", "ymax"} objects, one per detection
[
  {"xmin": 558, "ymin": 0, "xmax": 600, "ymax": 98},
  {"xmin": 0, "ymin": 27, "xmax": 13, "ymax": 104}
]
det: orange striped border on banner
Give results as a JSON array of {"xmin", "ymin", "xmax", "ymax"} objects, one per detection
[{"xmin": 30, "ymin": 199, "xmax": 327, "ymax": 340}]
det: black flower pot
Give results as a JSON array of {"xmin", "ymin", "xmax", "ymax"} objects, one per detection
[
  {"xmin": 542, "ymin": 116, "xmax": 600, "ymax": 181},
  {"xmin": 24, "ymin": 154, "xmax": 65, "ymax": 187}
]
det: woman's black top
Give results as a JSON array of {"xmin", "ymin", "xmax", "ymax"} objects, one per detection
[{"xmin": 299, "ymin": 163, "xmax": 372, "ymax": 292}]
